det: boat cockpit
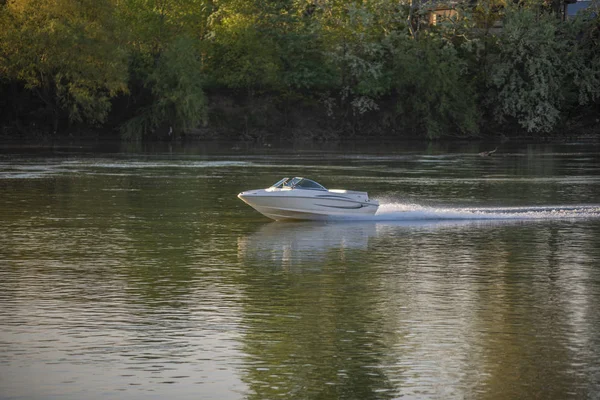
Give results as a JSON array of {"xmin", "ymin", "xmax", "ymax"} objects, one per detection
[{"xmin": 269, "ymin": 177, "xmax": 327, "ymax": 191}]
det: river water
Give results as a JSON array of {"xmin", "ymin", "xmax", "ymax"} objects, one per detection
[{"xmin": 1, "ymin": 141, "xmax": 599, "ymax": 400}]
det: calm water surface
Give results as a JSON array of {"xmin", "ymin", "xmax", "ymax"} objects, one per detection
[{"xmin": 1, "ymin": 142, "xmax": 600, "ymax": 399}]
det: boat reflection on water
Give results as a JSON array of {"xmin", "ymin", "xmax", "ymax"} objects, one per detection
[
  {"xmin": 237, "ymin": 221, "xmax": 378, "ymax": 268},
  {"xmin": 237, "ymin": 218, "xmax": 513, "ymax": 269}
]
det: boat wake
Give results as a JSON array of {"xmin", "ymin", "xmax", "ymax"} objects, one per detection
[{"xmin": 364, "ymin": 203, "xmax": 600, "ymax": 222}]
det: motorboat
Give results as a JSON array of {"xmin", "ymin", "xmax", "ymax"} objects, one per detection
[{"xmin": 238, "ymin": 177, "xmax": 379, "ymax": 221}]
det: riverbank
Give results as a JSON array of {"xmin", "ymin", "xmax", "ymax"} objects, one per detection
[
  {"xmin": 1, "ymin": 133, "xmax": 599, "ymax": 160},
  {"xmin": 2, "ymin": 113, "xmax": 599, "ymax": 145},
  {"xmin": 3, "ymin": 110, "xmax": 599, "ymax": 147}
]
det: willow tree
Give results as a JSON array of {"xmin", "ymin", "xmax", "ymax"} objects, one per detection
[
  {"xmin": 321, "ymin": 2, "xmax": 390, "ymax": 111},
  {"xmin": 289, "ymin": 0, "xmax": 403, "ymax": 135},
  {"xmin": 566, "ymin": 9, "xmax": 600, "ymax": 116},
  {"xmin": 120, "ymin": 37, "xmax": 207, "ymax": 140},
  {"xmin": 486, "ymin": 3, "xmax": 570, "ymax": 133},
  {"xmin": 390, "ymin": 31, "xmax": 480, "ymax": 138},
  {"xmin": 204, "ymin": 0, "xmax": 282, "ymax": 91},
  {"xmin": 0, "ymin": 0, "xmax": 128, "ymax": 133},
  {"xmin": 116, "ymin": 0, "xmax": 211, "ymax": 140}
]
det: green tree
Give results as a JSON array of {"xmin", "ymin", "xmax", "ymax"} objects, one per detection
[
  {"xmin": 485, "ymin": 3, "xmax": 568, "ymax": 133},
  {"xmin": 117, "ymin": 0, "xmax": 213, "ymax": 58},
  {"xmin": 0, "ymin": 0, "xmax": 128, "ymax": 132},
  {"xmin": 313, "ymin": 1, "xmax": 397, "ymax": 132},
  {"xmin": 204, "ymin": 0, "xmax": 286, "ymax": 91},
  {"xmin": 120, "ymin": 37, "xmax": 207, "ymax": 140},
  {"xmin": 566, "ymin": 10, "xmax": 600, "ymax": 110},
  {"xmin": 115, "ymin": 0, "xmax": 213, "ymax": 140},
  {"xmin": 390, "ymin": 31, "xmax": 480, "ymax": 138}
]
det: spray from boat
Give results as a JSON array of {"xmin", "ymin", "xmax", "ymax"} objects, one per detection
[{"xmin": 366, "ymin": 202, "xmax": 600, "ymax": 221}]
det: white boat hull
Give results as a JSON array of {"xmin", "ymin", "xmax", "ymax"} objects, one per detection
[{"xmin": 238, "ymin": 191, "xmax": 379, "ymax": 221}]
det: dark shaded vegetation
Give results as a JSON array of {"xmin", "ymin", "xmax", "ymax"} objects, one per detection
[{"xmin": 1, "ymin": 0, "xmax": 599, "ymax": 142}]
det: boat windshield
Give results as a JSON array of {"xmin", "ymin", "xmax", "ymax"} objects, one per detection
[
  {"xmin": 292, "ymin": 178, "xmax": 327, "ymax": 190},
  {"xmin": 270, "ymin": 178, "xmax": 290, "ymax": 189},
  {"xmin": 269, "ymin": 177, "xmax": 327, "ymax": 191}
]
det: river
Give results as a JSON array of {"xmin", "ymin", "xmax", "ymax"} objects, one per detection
[{"xmin": 1, "ymin": 141, "xmax": 599, "ymax": 399}]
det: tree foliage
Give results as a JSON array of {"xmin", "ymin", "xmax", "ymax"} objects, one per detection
[
  {"xmin": 120, "ymin": 37, "xmax": 207, "ymax": 140},
  {"xmin": 567, "ymin": 8, "xmax": 600, "ymax": 107},
  {"xmin": 0, "ymin": 0, "xmax": 598, "ymax": 139},
  {"xmin": 486, "ymin": 4, "xmax": 568, "ymax": 132},
  {"xmin": 484, "ymin": 3, "xmax": 600, "ymax": 133},
  {"xmin": 0, "ymin": 0, "xmax": 128, "ymax": 130},
  {"xmin": 391, "ymin": 32, "xmax": 479, "ymax": 138},
  {"xmin": 206, "ymin": 8, "xmax": 281, "ymax": 90}
]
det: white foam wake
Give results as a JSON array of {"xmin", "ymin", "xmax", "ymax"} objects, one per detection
[{"xmin": 370, "ymin": 203, "xmax": 600, "ymax": 221}]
